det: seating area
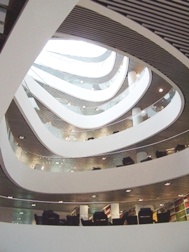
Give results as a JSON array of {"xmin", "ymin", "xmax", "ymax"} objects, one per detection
[
  {"xmin": 34, "ymin": 210, "xmax": 79, "ymax": 226},
  {"xmin": 35, "ymin": 208, "xmax": 171, "ymax": 226}
]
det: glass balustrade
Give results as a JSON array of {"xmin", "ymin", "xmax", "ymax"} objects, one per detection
[
  {"xmin": 6, "ymin": 114, "xmax": 189, "ymax": 173},
  {"xmin": 23, "ymin": 87, "xmax": 175, "ymax": 142}
]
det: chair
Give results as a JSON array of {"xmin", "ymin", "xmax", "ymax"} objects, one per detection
[
  {"xmin": 157, "ymin": 211, "xmax": 170, "ymax": 223},
  {"xmin": 138, "ymin": 208, "xmax": 153, "ymax": 224},
  {"xmin": 156, "ymin": 150, "xmax": 167, "ymax": 158},
  {"xmin": 93, "ymin": 211, "xmax": 108, "ymax": 225},
  {"xmin": 42, "ymin": 210, "xmax": 60, "ymax": 225},
  {"xmin": 92, "ymin": 167, "xmax": 101, "ymax": 170},
  {"xmin": 126, "ymin": 215, "xmax": 138, "ymax": 225},
  {"xmin": 88, "ymin": 137, "xmax": 94, "ymax": 140},
  {"xmin": 175, "ymin": 144, "xmax": 185, "ymax": 152},
  {"xmin": 112, "ymin": 218, "xmax": 124, "ymax": 225},
  {"xmin": 66, "ymin": 215, "xmax": 80, "ymax": 226},
  {"xmin": 81, "ymin": 218, "xmax": 93, "ymax": 226},
  {"xmin": 34, "ymin": 214, "xmax": 43, "ymax": 225},
  {"xmin": 140, "ymin": 157, "xmax": 152, "ymax": 162},
  {"xmin": 122, "ymin": 157, "xmax": 134, "ymax": 166}
]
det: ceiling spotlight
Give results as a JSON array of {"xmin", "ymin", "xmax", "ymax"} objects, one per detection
[
  {"xmin": 91, "ymin": 194, "xmax": 97, "ymax": 198},
  {"xmin": 102, "ymin": 157, "xmax": 106, "ymax": 160},
  {"xmin": 31, "ymin": 203, "xmax": 36, "ymax": 207},
  {"xmin": 58, "ymin": 201, "xmax": 63, "ymax": 203},
  {"xmin": 159, "ymin": 88, "xmax": 163, "ymax": 93},
  {"xmin": 19, "ymin": 212, "xmax": 24, "ymax": 215},
  {"xmin": 82, "ymin": 105, "xmax": 86, "ymax": 109},
  {"xmin": 164, "ymin": 182, "xmax": 171, "ymax": 186},
  {"xmin": 126, "ymin": 189, "xmax": 132, "ymax": 193},
  {"xmin": 178, "ymin": 194, "xmax": 184, "ymax": 197},
  {"xmin": 138, "ymin": 198, "xmax": 143, "ymax": 202},
  {"xmin": 8, "ymin": 196, "xmax": 13, "ymax": 199},
  {"xmin": 18, "ymin": 135, "xmax": 25, "ymax": 140},
  {"xmin": 160, "ymin": 203, "xmax": 164, "ymax": 207}
]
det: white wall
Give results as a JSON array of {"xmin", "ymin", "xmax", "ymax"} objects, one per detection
[
  {"xmin": 14, "ymin": 87, "xmax": 183, "ymax": 157},
  {"xmin": 1, "ymin": 114, "xmax": 189, "ymax": 194},
  {"xmin": 0, "ymin": 221, "xmax": 189, "ymax": 252},
  {"xmin": 0, "ymin": 0, "xmax": 78, "ymax": 122}
]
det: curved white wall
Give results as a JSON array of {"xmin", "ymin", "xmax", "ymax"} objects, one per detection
[
  {"xmin": 0, "ymin": 0, "xmax": 79, "ymax": 122},
  {"xmin": 1, "ymin": 117, "xmax": 189, "ymax": 193},
  {"xmin": 14, "ymin": 87, "xmax": 183, "ymax": 157},
  {"xmin": 35, "ymin": 48, "xmax": 117, "ymax": 78},
  {"xmin": 23, "ymin": 66, "xmax": 150, "ymax": 129},
  {"xmin": 28, "ymin": 55, "xmax": 128, "ymax": 103},
  {"xmin": 0, "ymin": 222, "xmax": 189, "ymax": 252}
]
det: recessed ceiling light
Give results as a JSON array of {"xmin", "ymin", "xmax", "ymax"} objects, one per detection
[
  {"xmin": 126, "ymin": 189, "xmax": 131, "ymax": 193},
  {"xmin": 82, "ymin": 105, "xmax": 86, "ymax": 108},
  {"xmin": 160, "ymin": 203, "xmax": 164, "ymax": 207},
  {"xmin": 102, "ymin": 157, "xmax": 106, "ymax": 160},
  {"xmin": 18, "ymin": 135, "xmax": 25, "ymax": 139},
  {"xmin": 164, "ymin": 182, "xmax": 171, "ymax": 186},
  {"xmin": 159, "ymin": 88, "xmax": 163, "ymax": 93},
  {"xmin": 55, "ymin": 162, "xmax": 59, "ymax": 164},
  {"xmin": 8, "ymin": 196, "xmax": 13, "ymax": 199},
  {"xmin": 19, "ymin": 212, "xmax": 24, "ymax": 215},
  {"xmin": 58, "ymin": 201, "xmax": 63, "ymax": 203},
  {"xmin": 138, "ymin": 199, "xmax": 143, "ymax": 202},
  {"xmin": 178, "ymin": 194, "xmax": 184, "ymax": 197},
  {"xmin": 68, "ymin": 103, "xmax": 71, "ymax": 106},
  {"xmin": 96, "ymin": 108, "xmax": 99, "ymax": 111},
  {"xmin": 141, "ymin": 110, "xmax": 146, "ymax": 116},
  {"xmin": 31, "ymin": 203, "xmax": 36, "ymax": 207},
  {"xmin": 91, "ymin": 194, "xmax": 97, "ymax": 198}
]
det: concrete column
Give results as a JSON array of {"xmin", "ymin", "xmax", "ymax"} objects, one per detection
[
  {"xmin": 80, "ymin": 205, "xmax": 88, "ymax": 225},
  {"xmin": 111, "ymin": 203, "xmax": 120, "ymax": 221},
  {"xmin": 132, "ymin": 107, "xmax": 143, "ymax": 126}
]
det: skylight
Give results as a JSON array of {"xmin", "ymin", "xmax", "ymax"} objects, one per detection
[{"xmin": 41, "ymin": 39, "xmax": 107, "ymax": 58}]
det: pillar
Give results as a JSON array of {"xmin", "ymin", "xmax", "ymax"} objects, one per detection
[
  {"xmin": 80, "ymin": 205, "xmax": 88, "ymax": 225},
  {"xmin": 132, "ymin": 107, "xmax": 143, "ymax": 126},
  {"xmin": 111, "ymin": 203, "xmax": 120, "ymax": 222}
]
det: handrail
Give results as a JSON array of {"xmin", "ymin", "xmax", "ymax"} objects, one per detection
[{"xmin": 6, "ymin": 117, "xmax": 189, "ymax": 172}]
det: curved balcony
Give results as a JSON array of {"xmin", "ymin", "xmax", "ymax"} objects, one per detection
[
  {"xmin": 13, "ymin": 85, "xmax": 183, "ymax": 157},
  {"xmin": 34, "ymin": 41, "xmax": 117, "ymax": 78},
  {"xmin": 26, "ymin": 55, "xmax": 129, "ymax": 103},
  {"xmin": 1, "ymin": 117, "xmax": 189, "ymax": 194}
]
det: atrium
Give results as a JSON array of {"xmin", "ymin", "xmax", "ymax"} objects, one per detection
[{"xmin": 0, "ymin": 0, "xmax": 189, "ymax": 251}]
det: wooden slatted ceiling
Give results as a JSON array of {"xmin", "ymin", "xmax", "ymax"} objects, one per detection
[{"xmin": 92, "ymin": 0, "xmax": 189, "ymax": 57}]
